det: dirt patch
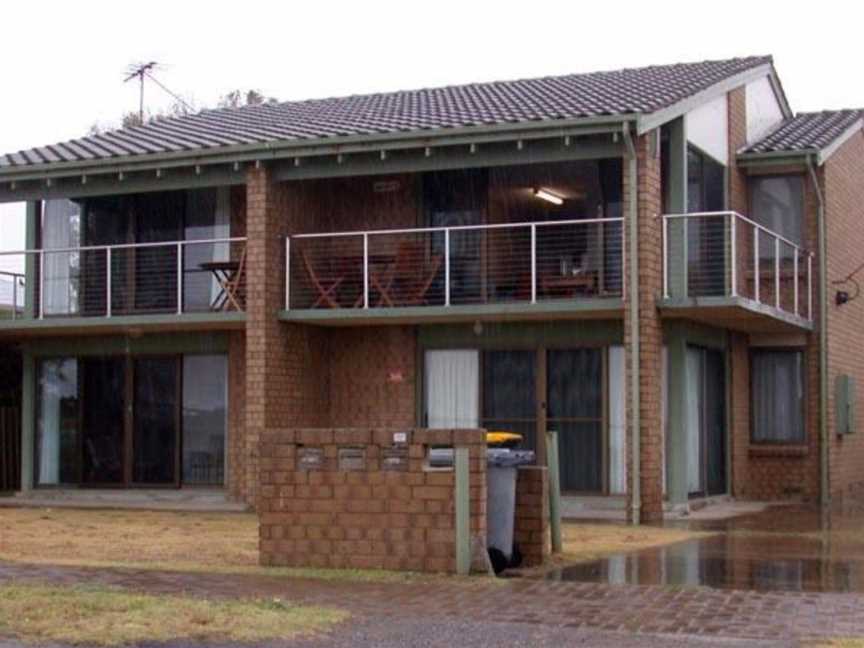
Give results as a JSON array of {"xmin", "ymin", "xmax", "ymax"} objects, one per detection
[{"xmin": 0, "ymin": 582, "xmax": 346, "ymax": 646}]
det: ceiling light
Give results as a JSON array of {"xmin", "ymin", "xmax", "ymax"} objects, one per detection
[{"xmin": 534, "ymin": 188, "xmax": 564, "ymax": 205}]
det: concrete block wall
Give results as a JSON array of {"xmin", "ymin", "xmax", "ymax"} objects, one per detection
[{"xmin": 258, "ymin": 428, "xmax": 487, "ymax": 573}]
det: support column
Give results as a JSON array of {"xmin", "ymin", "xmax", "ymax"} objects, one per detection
[
  {"xmin": 25, "ymin": 201, "xmax": 39, "ymax": 318},
  {"xmin": 624, "ymin": 129, "xmax": 665, "ymax": 523},
  {"xmin": 665, "ymin": 323, "xmax": 689, "ymax": 506},
  {"xmin": 243, "ymin": 167, "xmax": 329, "ymax": 509}
]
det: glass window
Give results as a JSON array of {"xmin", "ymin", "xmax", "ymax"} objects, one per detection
[
  {"xmin": 752, "ymin": 350, "xmax": 805, "ymax": 443},
  {"xmin": 41, "ymin": 200, "xmax": 82, "ymax": 316},
  {"xmin": 482, "ymin": 351, "xmax": 537, "ymax": 452},
  {"xmin": 184, "ymin": 188, "xmax": 231, "ymax": 312},
  {"xmin": 750, "ymin": 175, "xmax": 804, "ymax": 258},
  {"xmin": 36, "ymin": 358, "xmax": 79, "ymax": 486},
  {"xmin": 182, "ymin": 355, "xmax": 227, "ymax": 485}
]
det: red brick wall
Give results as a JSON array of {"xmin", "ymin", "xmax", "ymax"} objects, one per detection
[
  {"xmin": 514, "ymin": 466, "xmax": 550, "ymax": 567},
  {"xmin": 624, "ymin": 130, "xmax": 664, "ymax": 521},
  {"xmin": 258, "ymin": 428, "xmax": 487, "ymax": 573},
  {"xmin": 328, "ymin": 326, "xmax": 417, "ymax": 428},
  {"xmin": 824, "ymin": 130, "xmax": 864, "ymax": 501}
]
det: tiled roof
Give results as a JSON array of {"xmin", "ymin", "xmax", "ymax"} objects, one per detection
[
  {"xmin": 742, "ymin": 109, "xmax": 863, "ymax": 156},
  {"xmin": 0, "ymin": 55, "xmax": 774, "ymax": 171}
]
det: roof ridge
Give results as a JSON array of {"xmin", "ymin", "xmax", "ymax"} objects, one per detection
[{"xmin": 213, "ymin": 54, "xmax": 773, "ymax": 115}]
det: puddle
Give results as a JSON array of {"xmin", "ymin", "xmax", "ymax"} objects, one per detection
[{"xmin": 546, "ymin": 505, "xmax": 864, "ymax": 593}]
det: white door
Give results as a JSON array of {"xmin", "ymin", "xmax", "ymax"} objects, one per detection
[{"xmin": 424, "ymin": 350, "xmax": 479, "ymax": 428}]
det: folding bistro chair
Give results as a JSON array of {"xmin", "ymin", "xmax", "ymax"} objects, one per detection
[{"xmin": 301, "ymin": 249, "xmax": 345, "ymax": 308}]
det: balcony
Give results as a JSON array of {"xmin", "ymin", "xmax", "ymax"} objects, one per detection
[
  {"xmin": 0, "ymin": 237, "xmax": 246, "ymax": 335},
  {"xmin": 661, "ymin": 211, "xmax": 813, "ymax": 332},
  {"xmin": 283, "ymin": 218, "xmax": 624, "ymax": 325}
]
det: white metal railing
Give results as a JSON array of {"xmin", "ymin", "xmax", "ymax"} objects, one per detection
[
  {"xmin": 662, "ymin": 211, "xmax": 813, "ymax": 321},
  {"xmin": 0, "ymin": 237, "xmax": 246, "ymax": 321},
  {"xmin": 286, "ymin": 218, "xmax": 624, "ymax": 311}
]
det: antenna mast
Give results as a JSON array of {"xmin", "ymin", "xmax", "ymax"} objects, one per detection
[{"xmin": 123, "ymin": 61, "xmax": 158, "ymax": 123}]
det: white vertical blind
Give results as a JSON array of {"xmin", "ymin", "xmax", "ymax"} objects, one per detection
[{"xmin": 424, "ymin": 350, "xmax": 479, "ymax": 428}]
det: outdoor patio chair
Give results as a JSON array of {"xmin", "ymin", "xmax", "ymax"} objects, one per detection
[
  {"xmin": 371, "ymin": 241, "xmax": 442, "ymax": 307},
  {"xmin": 301, "ymin": 249, "xmax": 345, "ymax": 308}
]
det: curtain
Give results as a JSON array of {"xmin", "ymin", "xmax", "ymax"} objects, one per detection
[
  {"xmin": 425, "ymin": 350, "xmax": 479, "ymax": 428},
  {"xmin": 685, "ymin": 348, "xmax": 702, "ymax": 493},
  {"xmin": 37, "ymin": 359, "xmax": 77, "ymax": 485},
  {"xmin": 608, "ymin": 345, "xmax": 627, "ymax": 495},
  {"xmin": 752, "ymin": 350, "xmax": 804, "ymax": 442},
  {"xmin": 184, "ymin": 188, "xmax": 230, "ymax": 311},
  {"xmin": 42, "ymin": 199, "xmax": 80, "ymax": 315}
]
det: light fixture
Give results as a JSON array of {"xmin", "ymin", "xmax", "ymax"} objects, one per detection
[{"xmin": 534, "ymin": 187, "xmax": 564, "ymax": 206}]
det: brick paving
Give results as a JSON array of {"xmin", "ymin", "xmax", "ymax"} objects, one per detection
[{"xmin": 1, "ymin": 561, "xmax": 862, "ymax": 643}]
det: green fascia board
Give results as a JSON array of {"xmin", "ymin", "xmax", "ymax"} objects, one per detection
[
  {"xmin": 736, "ymin": 150, "xmax": 813, "ymax": 168},
  {"xmin": 662, "ymin": 319, "xmax": 728, "ymax": 350},
  {"xmin": 0, "ymin": 312, "xmax": 245, "ymax": 335},
  {"xmin": 23, "ymin": 329, "xmax": 233, "ymax": 357},
  {"xmin": 279, "ymin": 299, "xmax": 624, "ymax": 327},
  {"xmin": 417, "ymin": 319, "xmax": 624, "ymax": 349},
  {"xmin": 658, "ymin": 295, "xmax": 814, "ymax": 331},
  {"xmin": 0, "ymin": 116, "xmax": 635, "ymax": 184}
]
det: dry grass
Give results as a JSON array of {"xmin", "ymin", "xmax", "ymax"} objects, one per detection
[
  {"xmin": 0, "ymin": 507, "xmax": 423, "ymax": 582},
  {"xmin": 557, "ymin": 522, "xmax": 713, "ymax": 564},
  {"xmin": 0, "ymin": 583, "xmax": 347, "ymax": 646},
  {"xmin": 811, "ymin": 640, "xmax": 864, "ymax": 648}
]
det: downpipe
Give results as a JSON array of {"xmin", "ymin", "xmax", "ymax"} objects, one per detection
[{"xmin": 808, "ymin": 155, "xmax": 829, "ymax": 508}]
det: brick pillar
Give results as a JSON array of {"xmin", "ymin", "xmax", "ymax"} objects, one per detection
[
  {"xmin": 624, "ymin": 130, "xmax": 665, "ymax": 522},
  {"xmin": 244, "ymin": 167, "xmax": 330, "ymax": 509}
]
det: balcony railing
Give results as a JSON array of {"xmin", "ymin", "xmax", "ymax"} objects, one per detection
[
  {"xmin": 0, "ymin": 237, "xmax": 246, "ymax": 321},
  {"xmin": 662, "ymin": 211, "xmax": 812, "ymax": 321},
  {"xmin": 286, "ymin": 218, "xmax": 623, "ymax": 311}
]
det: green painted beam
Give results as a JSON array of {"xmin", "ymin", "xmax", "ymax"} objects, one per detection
[
  {"xmin": 664, "ymin": 324, "xmax": 689, "ymax": 506},
  {"xmin": 24, "ymin": 201, "xmax": 38, "ymax": 318},
  {"xmin": 546, "ymin": 429, "xmax": 562, "ymax": 553},
  {"xmin": 23, "ymin": 330, "xmax": 232, "ymax": 357},
  {"xmin": 417, "ymin": 319, "xmax": 623, "ymax": 349},
  {"xmin": 280, "ymin": 299, "xmax": 624, "ymax": 327},
  {"xmin": 0, "ymin": 312, "xmax": 245, "ymax": 336},
  {"xmin": 665, "ymin": 118, "xmax": 688, "ymax": 299},
  {"xmin": 657, "ymin": 296, "xmax": 814, "ymax": 331},
  {"xmin": 454, "ymin": 446, "xmax": 471, "ymax": 575},
  {"xmin": 20, "ymin": 351, "xmax": 34, "ymax": 491}
]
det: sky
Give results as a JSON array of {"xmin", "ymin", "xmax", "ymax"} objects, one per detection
[{"xmin": 1, "ymin": 0, "xmax": 862, "ymax": 257}]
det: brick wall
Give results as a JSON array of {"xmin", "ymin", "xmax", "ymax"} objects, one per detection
[
  {"xmin": 258, "ymin": 428, "xmax": 487, "ymax": 573},
  {"xmin": 514, "ymin": 466, "xmax": 550, "ymax": 567},
  {"xmin": 328, "ymin": 326, "xmax": 417, "ymax": 428},
  {"xmin": 624, "ymin": 130, "xmax": 665, "ymax": 521},
  {"xmin": 824, "ymin": 130, "xmax": 864, "ymax": 501}
]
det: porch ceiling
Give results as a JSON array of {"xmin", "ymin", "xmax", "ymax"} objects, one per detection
[{"xmin": 658, "ymin": 296, "xmax": 813, "ymax": 333}]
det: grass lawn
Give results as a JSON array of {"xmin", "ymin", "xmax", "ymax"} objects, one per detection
[
  {"xmin": 0, "ymin": 507, "xmax": 417, "ymax": 582},
  {"xmin": 0, "ymin": 583, "xmax": 347, "ymax": 646},
  {"xmin": 557, "ymin": 522, "xmax": 714, "ymax": 564}
]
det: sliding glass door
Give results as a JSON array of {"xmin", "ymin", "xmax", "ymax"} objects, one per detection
[
  {"xmin": 685, "ymin": 346, "xmax": 727, "ymax": 497},
  {"xmin": 35, "ymin": 353, "xmax": 227, "ymax": 489}
]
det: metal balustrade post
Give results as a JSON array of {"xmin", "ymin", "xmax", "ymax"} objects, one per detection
[
  {"xmin": 363, "ymin": 233, "xmax": 369, "ymax": 309},
  {"xmin": 683, "ymin": 218, "xmax": 689, "ymax": 297},
  {"xmin": 176, "ymin": 242, "xmax": 183, "ymax": 315},
  {"xmin": 793, "ymin": 249, "xmax": 799, "ymax": 316},
  {"xmin": 808, "ymin": 254, "xmax": 813, "ymax": 321},
  {"xmin": 775, "ymin": 237, "xmax": 781, "ymax": 308},
  {"xmin": 444, "ymin": 229, "xmax": 451, "ymax": 307},
  {"xmin": 38, "ymin": 250, "xmax": 44, "ymax": 319},
  {"xmin": 754, "ymin": 228, "xmax": 760, "ymax": 303},
  {"xmin": 11, "ymin": 274, "xmax": 17, "ymax": 320},
  {"xmin": 662, "ymin": 216, "xmax": 669, "ymax": 298},
  {"xmin": 106, "ymin": 248, "xmax": 112, "ymax": 317},
  {"xmin": 530, "ymin": 224, "xmax": 537, "ymax": 304},
  {"xmin": 730, "ymin": 213, "xmax": 737, "ymax": 297},
  {"xmin": 285, "ymin": 237, "xmax": 291, "ymax": 310}
]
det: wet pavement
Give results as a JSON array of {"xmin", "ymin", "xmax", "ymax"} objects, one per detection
[{"xmin": 546, "ymin": 504, "xmax": 864, "ymax": 593}]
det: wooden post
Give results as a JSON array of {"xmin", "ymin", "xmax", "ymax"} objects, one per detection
[
  {"xmin": 546, "ymin": 429, "xmax": 562, "ymax": 553},
  {"xmin": 455, "ymin": 446, "xmax": 471, "ymax": 575}
]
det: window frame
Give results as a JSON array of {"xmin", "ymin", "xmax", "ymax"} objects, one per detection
[
  {"xmin": 749, "ymin": 347, "xmax": 807, "ymax": 445},
  {"xmin": 748, "ymin": 173, "xmax": 806, "ymax": 256}
]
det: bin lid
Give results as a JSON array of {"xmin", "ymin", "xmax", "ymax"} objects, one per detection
[
  {"xmin": 486, "ymin": 431, "xmax": 523, "ymax": 447},
  {"xmin": 486, "ymin": 447, "xmax": 535, "ymax": 467}
]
